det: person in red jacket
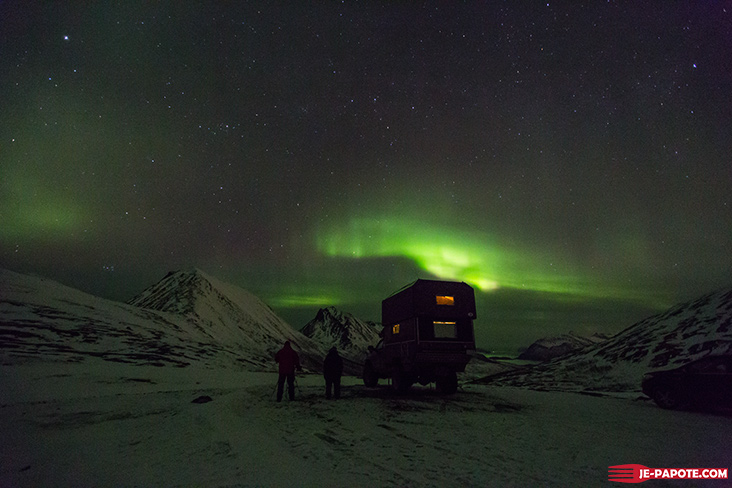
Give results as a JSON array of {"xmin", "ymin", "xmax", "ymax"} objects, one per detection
[{"xmin": 275, "ymin": 341, "xmax": 301, "ymax": 402}]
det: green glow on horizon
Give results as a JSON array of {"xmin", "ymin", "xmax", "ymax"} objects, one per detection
[{"xmin": 267, "ymin": 294, "xmax": 344, "ymax": 308}]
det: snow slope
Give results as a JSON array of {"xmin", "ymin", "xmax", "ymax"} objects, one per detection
[
  {"xmin": 0, "ymin": 268, "xmax": 215, "ymax": 368},
  {"xmin": 489, "ymin": 287, "xmax": 732, "ymax": 393}
]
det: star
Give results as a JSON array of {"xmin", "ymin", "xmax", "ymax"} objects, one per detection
[{"xmin": 1, "ymin": 2, "xmax": 730, "ymax": 353}]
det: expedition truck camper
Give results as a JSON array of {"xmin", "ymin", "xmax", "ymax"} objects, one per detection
[{"xmin": 363, "ymin": 279, "xmax": 477, "ymax": 394}]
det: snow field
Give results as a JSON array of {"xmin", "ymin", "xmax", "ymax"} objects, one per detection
[{"xmin": 2, "ymin": 362, "xmax": 731, "ymax": 487}]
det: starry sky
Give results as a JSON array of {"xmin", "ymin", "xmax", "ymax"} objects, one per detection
[{"xmin": 2, "ymin": 2, "xmax": 731, "ymax": 353}]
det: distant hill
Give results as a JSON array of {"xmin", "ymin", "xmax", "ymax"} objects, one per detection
[
  {"xmin": 485, "ymin": 287, "xmax": 732, "ymax": 393},
  {"xmin": 299, "ymin": 306, "xmax": 380, "ymax": 375},
  {"xmin": 517, "ymin": 331, "xmax": 610, "ymax": 361},
  {"xmin": 300, "ymin": 306, "xmax": 380, "ymax": 353}
]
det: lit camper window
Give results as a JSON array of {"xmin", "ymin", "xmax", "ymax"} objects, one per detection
[
  {"xmin": 436, "ymin": 295, "xmax": 455, "ymax": 306},
  {"xmin": 393, "ymin": 323, "xmax": 400, "ymax": 334},
  {"xmin": 433, "ymin": 321, "xmax": 457, "ymax": 339}
]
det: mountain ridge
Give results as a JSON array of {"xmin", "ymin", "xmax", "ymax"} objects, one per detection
[
  {"xmin": 487, "ymin": 286, "xmax": 732, "ymax": 392},
  {"xmin": 0, "ymin": 268, "xmax": 326, "ymax": 371}
]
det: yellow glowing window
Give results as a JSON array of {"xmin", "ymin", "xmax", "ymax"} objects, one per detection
[
  {"xmin": 393, "ymin": 323, "xmax": 400, "ymax": 334},
  {"xmin": 436, "ymin": 295, "xmax": 455, "ymax": 306},
  {"xmin": 433, "ymin": 321, "xmax": 457, "ymax": 339}
]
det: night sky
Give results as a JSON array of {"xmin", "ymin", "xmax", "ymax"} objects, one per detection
[{"xmin": 2, "ymin": 2, "xmax": 731, "ymax": 352}]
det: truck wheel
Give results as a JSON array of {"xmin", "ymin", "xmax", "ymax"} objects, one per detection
[
  {"xmin": 392, "ymin": 373, "xmax": 412, "ymax": 393},
  {"xmin": 436, "ymin": 372, "xmax": 458, "ymax": 395},
  {"xmin": 363, "ymin": 363, "xmax": 378, "ymax": 387}
]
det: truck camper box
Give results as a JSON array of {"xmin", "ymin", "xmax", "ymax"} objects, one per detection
[
  {"xmin": 382, "ymin": 279, "xmax": 476, "ymax": 343},
  {"xmin": 363, "ymin": 279, "xmax": 477, "ymax": 394}
]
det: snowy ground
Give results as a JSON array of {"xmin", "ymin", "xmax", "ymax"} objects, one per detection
[{"xmin": 1, "ymin": 361, "xmax": 731, "ymax": 487}]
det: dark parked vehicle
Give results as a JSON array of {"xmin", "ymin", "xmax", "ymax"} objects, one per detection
[
  {"xmin": 363, "ymin": 279, "xmax": 476, "ymax": 394},
  {"xmin": 641, "ymin": 355, "xmax": 732, "ymax": 410}
]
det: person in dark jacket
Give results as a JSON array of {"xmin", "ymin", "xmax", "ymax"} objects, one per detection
[
  {"xmin": 323, "ymin": 346, "xmax": 344, "ymax": 399},
  {"xmin": 275, "ymin": 341, "xmax": 301, "ymax": 402}
]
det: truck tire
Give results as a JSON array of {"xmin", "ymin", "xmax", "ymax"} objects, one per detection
[
  {"xmin": 392, "ymin": 373, "xmax": 412, "ymax": 393},
  {"xmin": 363, "ymin": 363, "xmax": 378, "ymax": 387},
  {"xmin": 436, "ymin": 371, "xmax": 458, "ymax": 395}
]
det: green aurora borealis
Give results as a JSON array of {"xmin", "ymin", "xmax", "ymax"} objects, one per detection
[
  {"xmin": 2, "ymin": 2, "xmax": 731, "ymax": 351},
  {"xmin": 316, "ymin": 214, "xmax": 645, "ymax": 301}
]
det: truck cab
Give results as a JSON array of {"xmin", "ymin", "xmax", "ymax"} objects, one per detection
[{"xmin": 363, "ymin": 279, "xmax": 476, "ymax": 394}]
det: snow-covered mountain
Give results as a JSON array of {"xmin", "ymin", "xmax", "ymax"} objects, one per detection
[
  {"xmin": 0, "ymin": 268, "xmax": 326, "ymax": 371},
  {"xmin": 300, "ymin": 306, "xmax": 381, "ymax": 353},
  {"xmin": 488, "ymin": 287, "xmax": 732, "ymax": 393},
  {"xmin": 298, "ymin": 306, "xmax": 380, "ymax": 375},
  {"xmin": 128, "ymin": 268, "xmax": 324, "ymax": 369},
  {"xmin": 517, "ymin": 331, "xmax": 610, "ymax": 361},
  {"xmin": 127, "ymin": 268, "xmax": 328, "ymax": 369}
]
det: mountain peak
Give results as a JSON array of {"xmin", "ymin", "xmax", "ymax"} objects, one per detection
[
  {"xmin": 162, "ymin": 267, "xmax": 211, "ymax": 281},
  {"xmin": 301, "ymin": 306, "xmax": 380, "ymax": 353},
  {"xmin": 129, "ymin": 269, "xmax": 213, "ymax": 315},
  {"xmin": 316, "ymin": 306, "xmax": 344, "ymax": 321}
]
